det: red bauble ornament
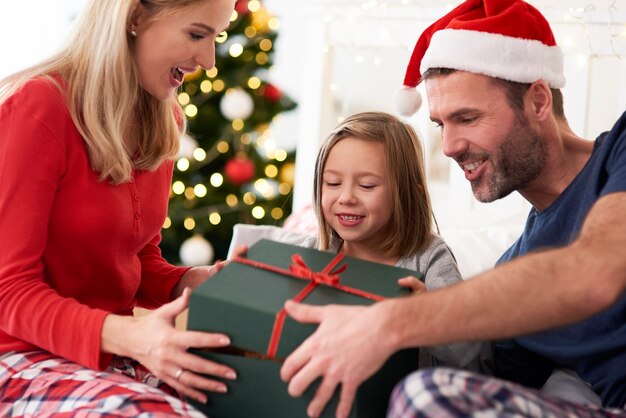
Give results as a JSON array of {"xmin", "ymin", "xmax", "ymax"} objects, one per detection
[
  {"xmin": 262, "ymin": 84, "xmax": 283, "ymax": 103},
  {"xmin": 225, "ymin": 155, "xmax": 256, "ymax": 185},
  {"xmin": 235, "ymin": 0, "xmax": 250, "ymax": 15}
]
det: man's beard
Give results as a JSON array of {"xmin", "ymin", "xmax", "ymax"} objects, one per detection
[{"xmin": 471, "ymin": 113, "xmax": 546, "ymax": 203}]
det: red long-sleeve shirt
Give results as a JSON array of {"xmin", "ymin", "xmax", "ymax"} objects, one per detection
[{"xmin": 0, "ymin": 77, "xmax": 189, "ymax": 370}]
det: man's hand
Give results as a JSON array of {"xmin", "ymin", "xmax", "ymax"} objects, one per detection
[{"xmin": 280, "ymin": 300, "xmax": 395, "ymax": 418}]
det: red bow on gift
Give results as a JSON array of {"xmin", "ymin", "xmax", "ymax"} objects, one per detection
[
  {"xmin": 233, "ymin": 252, "xmax": 384, "ymax": 357},
  {"xmin": 288, "ymin": 254, "xmax": 346, "ymax": 286}
]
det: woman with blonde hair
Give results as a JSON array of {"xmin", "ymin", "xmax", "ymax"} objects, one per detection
[{"xmin": 0, "ymin": 0, "xmax": 237, "ymax": 415}]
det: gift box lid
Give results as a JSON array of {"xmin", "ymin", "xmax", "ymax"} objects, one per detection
[{"xmin": 188, "ymin": 239, "xmax": 422, "ymax": 358}]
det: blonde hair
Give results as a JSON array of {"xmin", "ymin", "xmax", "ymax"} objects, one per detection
[
  {"xmin": 0, "ymin": 0, "xmax": 202, "ymax": 184},
  {"xmin": 313, "ymin": 112, "xmax": 433, "ymax": 258}
]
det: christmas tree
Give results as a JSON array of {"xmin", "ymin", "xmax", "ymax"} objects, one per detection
[{"xmin": 161, "ymin": 0, "xmax": 297, "ymax": 264}]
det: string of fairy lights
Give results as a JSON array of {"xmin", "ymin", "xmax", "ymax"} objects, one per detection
[
  {"xmin": 162, "ymin": 1, "xmax": 295, "ymax": 235},
  {"xmin": 163, "ymin": 0, "xmax": 625, "ymax": 236},
  {"xmin": 309, "ymin": 0, "xmax": 625, "ymax": 136},
  {"xmin": 312, "ymin": 1, "xmax": 625, "ymax": 66}
]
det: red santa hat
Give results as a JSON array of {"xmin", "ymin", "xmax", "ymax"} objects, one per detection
[{"xmin": 396, "ymin": 0, "xmax": 565, "ymax": 116}]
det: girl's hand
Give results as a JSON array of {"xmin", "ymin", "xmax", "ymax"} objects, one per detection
[
  {"xmin": 397, "ymin": 275, "xmax": 426, "ymax": 293},
  {"xmin": 102, "ymin": 288, "xmax": 236, "ymax": 404}
]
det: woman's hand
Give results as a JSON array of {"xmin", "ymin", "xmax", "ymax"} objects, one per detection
[
  {"xmin": 172, "ymin": 262, "xmax": 226, "ymax": 299},
  {"xmin": 172, "ymin": 245, "xmax": 249, "ymax": 299},
  {"xmin": 102, "ymin": 288, "xmax": 236, "ymax": 404},
  {"xmin": 397, "ymin": 275, "xmax": 426, "ymax": 293},
  {"xmin": 229, "ymin": 245, "xmax": 248, "ymax": 259}
]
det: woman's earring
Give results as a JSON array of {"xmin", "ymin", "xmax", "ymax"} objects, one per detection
[{"xmin": 130, "ymin": 30, "xmax": 137, "ymax": 38}]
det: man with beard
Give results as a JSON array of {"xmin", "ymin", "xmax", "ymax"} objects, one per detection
[{"xmin": 279, "ymin": 0, "xmax": 626, "ymax": 417}]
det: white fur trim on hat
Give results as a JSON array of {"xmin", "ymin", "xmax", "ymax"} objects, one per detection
[
  {"xmin": 395, "ymin": 86, "xmax": 423, "ymax": 117},
  {"xmin": 421, "ymin": 29, "xmax": 565, "ymax": 88}
]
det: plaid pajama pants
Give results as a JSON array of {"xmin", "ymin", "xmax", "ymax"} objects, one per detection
[
  {"xmin": 0, "ymin": 351, "xmax": 206, "ymax": 417},
  {"xmin": 388, "ymin": 368, "xmax": 626, "ymax": 418}
]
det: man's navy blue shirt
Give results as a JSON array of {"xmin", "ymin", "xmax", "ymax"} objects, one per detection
[{"xmin": 496, "ymin": 111, "xmax": 626, "ymax": 408}]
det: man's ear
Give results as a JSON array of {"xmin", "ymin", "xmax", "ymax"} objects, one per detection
[{"xmin": 526, "ymin": 80, "xmax": 553, "ymax": 122}]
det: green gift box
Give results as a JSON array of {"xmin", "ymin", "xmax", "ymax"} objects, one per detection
[{"xmin": 187, "ymin": 239, "xmax": 422, "ymax": 417}]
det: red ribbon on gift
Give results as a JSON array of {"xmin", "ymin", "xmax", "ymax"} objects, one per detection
[{"xmin": 233, "ymin": 252, "xmax": 384, "ymax": 358}]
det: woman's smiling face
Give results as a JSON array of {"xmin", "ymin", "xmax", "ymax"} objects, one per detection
[{"xmin": 132, "ymin": 0, "xmax": 235, "ymax": 100}]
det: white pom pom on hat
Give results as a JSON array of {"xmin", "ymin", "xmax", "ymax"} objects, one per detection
[
  {"xmin": 395, "ymin": 86, "xmax": 422, "ymax": 117},
  {"xmin": 395, "ymin": 0, "xmax": 565, "ymax": 117}
]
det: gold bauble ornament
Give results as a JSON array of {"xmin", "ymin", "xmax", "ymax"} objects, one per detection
[
  {"xmin": 279, "ymin": 162, "xmax": 295, "ymax": 185},
  {"xmin": 251, "ymin": 9, "xmax": 272, "ymax": 32}
]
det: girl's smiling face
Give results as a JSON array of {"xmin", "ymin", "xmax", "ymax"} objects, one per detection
[
  {"xmin": 132, "ymin": 0, "xmax": 235, "ymax": 100},
  {"xmin": 321, "ymin": 136, "xmax": 393, "ymax": 257}
]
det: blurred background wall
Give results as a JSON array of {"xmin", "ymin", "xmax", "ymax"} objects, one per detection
[{"xmin": 2, "ymin": 0, "xmax": 625, "ymax": 259}]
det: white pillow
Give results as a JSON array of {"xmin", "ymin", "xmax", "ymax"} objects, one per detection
[
  {"xmin": 227, "ymin": 224, "xmax": 314, "ymax": 259},
  {"xmin": 440, "ymin": 223, "xmax": 524, "ymax": 279}
]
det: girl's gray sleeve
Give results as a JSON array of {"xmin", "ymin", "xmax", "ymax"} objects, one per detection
[
  {"xmin": 421, "ymin": 239, "xmax": 463, "ymax": 291},
  {"xmin": 421, "ymin": 238, "xmax": 493, "ymax": 373}
]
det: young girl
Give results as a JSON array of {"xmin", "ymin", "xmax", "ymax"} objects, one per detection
[
  {"xmin": 307, "ymin": 111, "xmax": 485, "ymax": 370},
  {"xmin": 0, "ymin": 0, "xmax": 237, "ymax": 415}
]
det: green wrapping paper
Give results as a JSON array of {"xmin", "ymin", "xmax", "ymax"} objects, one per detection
[{"xmin": 187, "ymin": 239, "xmax": 422, "ymax": 417}]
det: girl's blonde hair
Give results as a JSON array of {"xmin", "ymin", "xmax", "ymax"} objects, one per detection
[
  {"xmin": 313, "ymin": 111, "xmax": 433, "ymax": 258},
  {"xmin": 0, "ymin": 0, "xmax": 202, "ymax": 184}
]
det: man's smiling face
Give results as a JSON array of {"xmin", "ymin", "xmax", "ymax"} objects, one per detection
[{"xmin": 426, "ymin": 71, "xmax": 546, "ymax": 202}]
